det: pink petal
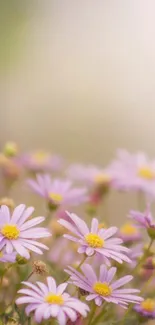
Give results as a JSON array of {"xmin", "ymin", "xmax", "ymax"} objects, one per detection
[
  {"xmin": 67, "ymin": 212, "xmax": 89, "ymax": 235},
  {"xmin": 47, "ymin": 277, "xmax": 56, "ymax": 293},
  {"xmin": 0, "ymin": 206, "xmax": 10, "ymax": 222},
  {"xmin": 112, "ymin": 276, "xmax": 133, "ymax": 290},
  {"xmin": 18, "ymin": 207, "xmax": 35, "ymax": 226},
  {"xmin": 20, "ymin": 217, "xmax": 45, "ymax": 231},
  {"xmin": 11, "ymin": 204, "xmax": 26, "ymax": 224}
]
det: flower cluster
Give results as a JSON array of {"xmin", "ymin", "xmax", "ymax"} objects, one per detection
[{"xmin": 1, "ymin": 145, "xmax": 155, "ymax": 325}]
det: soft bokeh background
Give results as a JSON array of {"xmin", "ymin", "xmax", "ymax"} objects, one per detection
[{"xmin": 2, "ymin": 0, "xmax": 155, "ymax": 224}]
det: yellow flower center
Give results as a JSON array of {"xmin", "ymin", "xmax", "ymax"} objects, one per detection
[
  {"xmin": 94, "ymin": 174, "xmax": 110, "ymax": 185},
  {"xmin": 138, "ymin": 167, "xmax": 155, "ymax": 180},
  {"xmin": 45, "ymin": 293, "xmax": 64, "ymax": 305},
  {"xmin": 1, "ymin": 224, "xmax": 20, "ymax": 240},
  {"xmin": 120, "ymin": 223, "xmax": 138, "ymax": 236},
  {"xmin": 93, "ymin": 282, "xmax": 112, "ymax": 296},
  {"xmin": 49, "ymin": 193, "xmax": 63, "ymax": 203},
  {"xmin": 0, "ymin": 251, "xmax": 3, "ymax": 258},
  {"xmin": 32, "ymin": 151, "xmax": 49, "ymax": 163},
  {"xmin": 141, "ymin": 299, "xmax": 155, "ymax": 312},
  {"xmin": 85, "ymin": 233, "xmax": 104, "ymax": 248}
]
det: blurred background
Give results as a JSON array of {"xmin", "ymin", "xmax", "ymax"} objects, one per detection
[{"xmin": 1, "ymin": 0, "xmax": 155, "ymax": 222}]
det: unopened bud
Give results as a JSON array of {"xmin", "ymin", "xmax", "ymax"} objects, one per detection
[
  {"xmin": 0, "ymin": 197, "xmax": 15, "ymax": 210},
  {"xmin": 143, "ymin": 257, "xmax": 155, "ymax": 270},
  {"xmin": 147, "ymin": 226, "xmax": 155, "ymax": 240},
  {"xmin": 3, "ymin": 142, "xmax": 18, "ymax": 157},
  {"xmin": 16, "ymin": 254, "xmax": 28, "ymax": 265},
  {"xmin": 33, "ymin": 260, "xmax": 48, "ymax": 275}
]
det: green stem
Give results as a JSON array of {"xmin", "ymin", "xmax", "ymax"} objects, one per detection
[
  {"xmin": 87, "ymin": 303, "xmax": 97, "ymax": 325},
  {"xmin": 64, "ymin": 255, "xmax": 87, "ymax": 282},
  {"xmin": 27, "ymin": 317, "xmax": 31, "ymax": 325},
  {"xmin": 89, "ymin": 305, "xmax": 108, "ymax": 325},
  {"xmin": 25, "ymin": 271, "xmax": 34, "ymax": 281}
]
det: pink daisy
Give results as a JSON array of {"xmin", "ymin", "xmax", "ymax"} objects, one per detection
[
  {"xmin": 27, "ymin": 174, "xmax": 88, "ymax": 210},
  {"xmin": 66, "ymin": 164, "xmax": 112, "ymax": 188},
  {"xmin": 58, "ymin": 213, "xmax": 131, "ymax": 264},
  {"xmin": 134, "ymin": 298, "xmax": 155, "ymax": 319},
  {"xmin": 0, "ymin": 205, "xmax": 51, "ymax": 259},
  {"xmin": 107, "ymin": 149, "xmax": 155, "ymax": 195},
  {"xmin": 129, "ymin": 206, "xmax": 155, "ymax": 239},
  {"xmin": 119, "ymin": 222, "xmax": 142, "ymax": 243},
  {"xmin": 19, "ymin": 150, "xmax": 63, "ymax": 173},
  {"xmin": 16, "ymin": 277, "xmax": 89, "ymax": 324},
  {"xmin": 65, "ymin": 263, "xmax": 143, "ymax": 308}
]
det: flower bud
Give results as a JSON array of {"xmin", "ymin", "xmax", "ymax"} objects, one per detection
[
  {"xmin": 0, "ymin": 197, "xmax": 15, "ymax": 210},
  {"xmin": 3, "ymin": 142, "xmax": 18, "ymax": 157},
  {"xmin": 16, "ymin": 254, "xmax": 28, "ymax": 265},
  {"xmin": 147, "ymin": 226, "xmax": 155, "ymax": 239},
  {"xmin": 33, "ymin": 260, "xmax": 48, "ymax": 276}
]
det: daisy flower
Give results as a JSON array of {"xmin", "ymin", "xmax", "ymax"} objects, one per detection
[
  {"xmin": 27, "ymin": 174, "xmax": 88, "ymax": 210},
  {"xmin": 119, "ymin": 222, "xmax": 142, "ymax": 243},
  {"xmin": 65, "ymin": 263, "xmax": 143, "ymax": 308},
  {"xmin": 0, "ymin": 250, "xmax": 16, "ymax": 263},
  {"xmin": 16, "ymin": 277, "xmax": 89, "ymax": 324},
  {"xmin": 129, "ymin": 206, "xmax": 155, "ymax": 239},
  {"xmin": 0, "ymin": 204, "xmax": 51, "ymax": 259},
  {"xmin": 107, "ymin": 149, "xmax": 155, "ymax": 195},
  {"xmin": 58, "ymin": 213, "xmax": 131, "ymax": 264},
  {"xmin": 67, "ymin": 164, "xmax": 112, "ymax": 188},
  {"xmin": 19, "ymin": 150, "xmax": 62, "ymax": 173},
  {"xmin": 134, "ymin": 298, "xmax": 155, "ymax": 318}
]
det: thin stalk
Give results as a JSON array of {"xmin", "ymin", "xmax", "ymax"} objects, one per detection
[
  {"xmin": 64, "ymin": 255, "xmax": 87, "ymax": 282},
  {"xmin": 87, "ymin": 303, "xmax": 97, "ymax": 325},
  {"xmin": 25, "ymin": 271, "xmax": 34, "ymax": 281},
  {"xmin": 89, "ymin": 305, "xmax": 108, "ymax": 325}
]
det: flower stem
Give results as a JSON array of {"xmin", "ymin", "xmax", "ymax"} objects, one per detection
[
  {"xmin": 64, "ymin": 255, "xmax": 87, "ymax": 282},
  {"xmin": 25, "ymin": 271, "xmax": 34, "ymax": 281},
  {"xmin": 87, "ymin": 303, "xmax": 97, "ymax": 325},
  {"xmin": 89, "ymin": 305, "xmax": 108, "ymax": 325}
]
